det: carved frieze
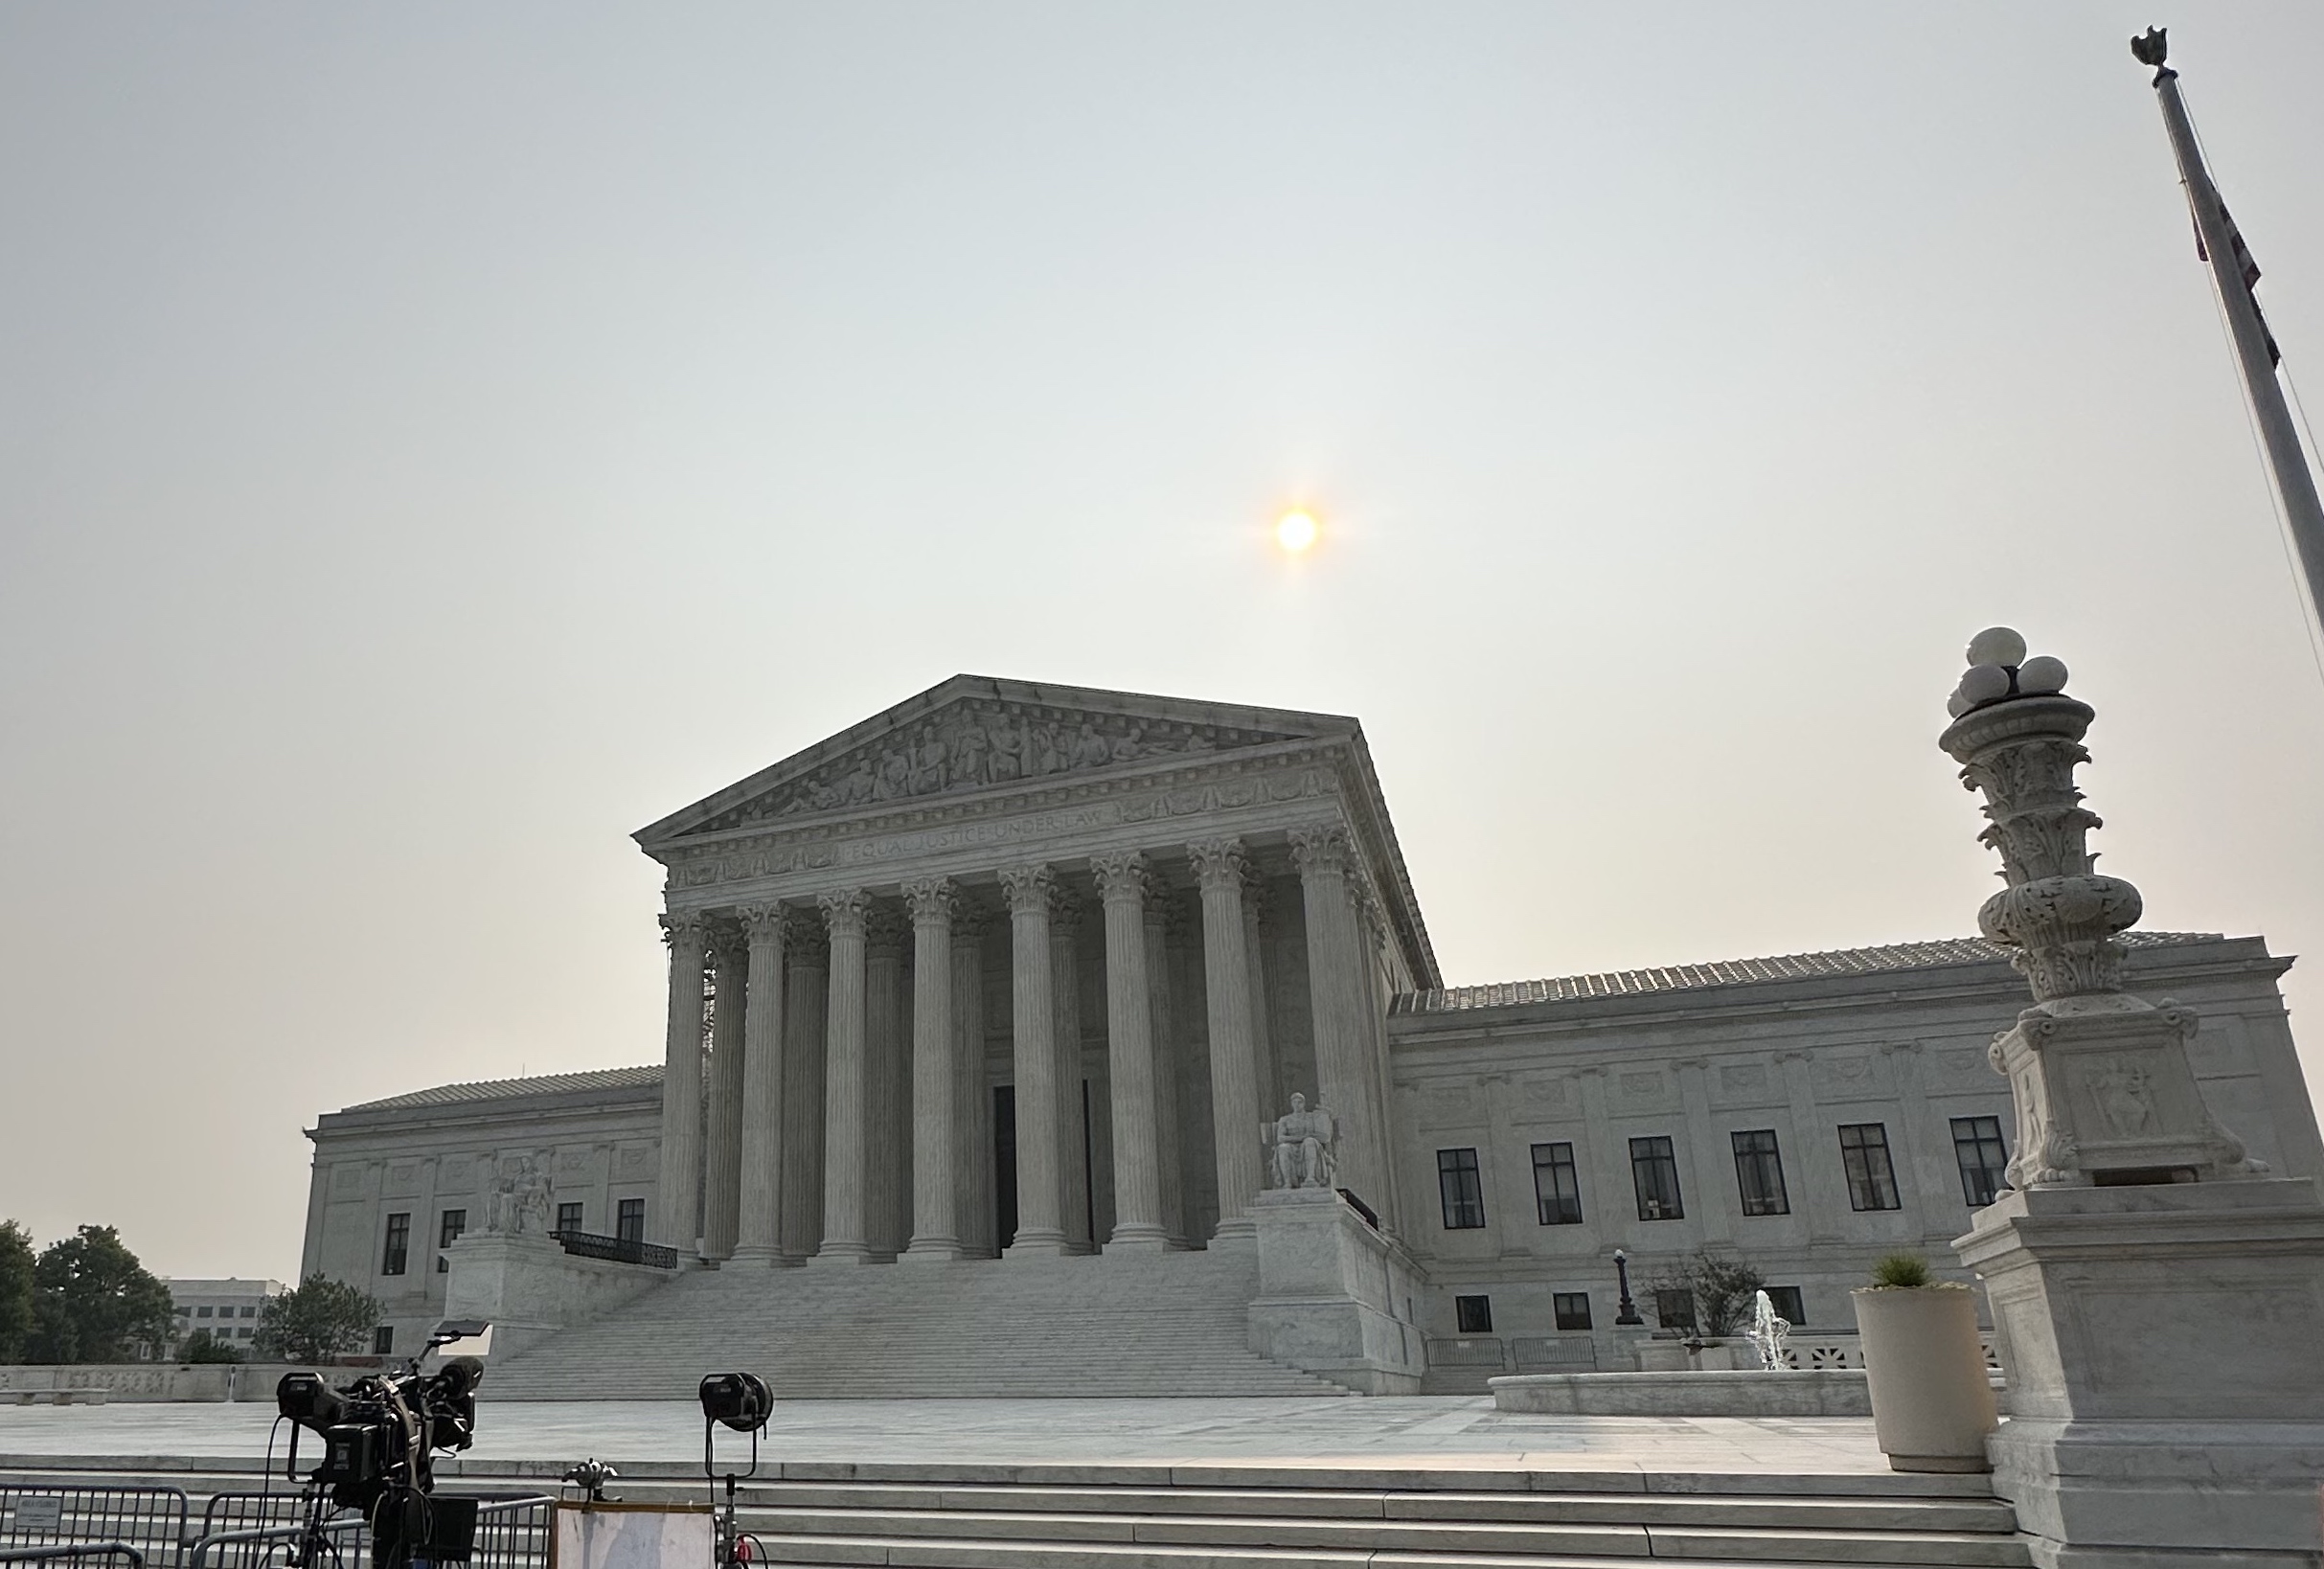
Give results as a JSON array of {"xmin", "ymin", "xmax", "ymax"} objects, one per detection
[
  {"xmin": 663, "ymin": 760, "xmax": 1336, "ymax": 891},
  {"xmin": 694, "ymin": 699, "xmax": 1296, "ymax": 830}
]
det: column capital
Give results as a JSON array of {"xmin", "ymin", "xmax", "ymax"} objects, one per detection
[
  {"xmin": 707, "ymin": 917, "xmax": 751, "ymax": 963},
  {"xmin": 901, "ymin": 876, "xmax": 960, "ymax": 927},
  {"xmin": 1090, "ymin": 851, "xmax": 1154, "ymax": 905},
  {"xmin": 818, "ymin": 888, "xmax": 872, "ymax": 938},
  {"xmin": 1348, "ymin": 881, "xmax": 1389, "ymax": 952},
  {"xmin": 738, "ymin": 903, "xmax": 788, "ymax": 945},
  {"xmin": 999, "ymin": 863, "xmax": 1058, "ymax": 916},
  {"xmin": 1187, "ymin": 837, "xmax": 1250, "ymax": 892},
  {"xmin": 951, "ymin": 898, "xmax": 993, "ymax": 944},
  {"xmin": 1287, "ymin": 825, "xmax": 1353, "ymax": 876},
  {"xmin": 866, "ymin": 903, "xmax": 909, "ymax": 956},
  {"xmin": 782, "ymin": 906, "xmax": 831, "ymax": 961},
  {"xmin": 660, "ymin": 910, "xmax": 711, "ymax": 949}
]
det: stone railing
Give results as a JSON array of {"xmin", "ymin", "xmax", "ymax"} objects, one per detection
[{"xmin": 1774, "ymin": 1330, "xmax": 2003, "ymax": 1374}]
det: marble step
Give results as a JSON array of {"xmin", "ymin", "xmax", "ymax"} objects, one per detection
[{"xmin": 738, "ymin": 1535, "xmax": 2028, "ymax": 1569}]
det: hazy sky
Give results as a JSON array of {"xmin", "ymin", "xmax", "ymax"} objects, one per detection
[{"xmin": 6, "ymin": 4, "xmax": 2323, "ymax": 1282}]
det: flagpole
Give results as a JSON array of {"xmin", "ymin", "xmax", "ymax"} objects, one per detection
[{"xmin": 2134, "ymin": 30, "xmax": 2324, "ymax": 636}]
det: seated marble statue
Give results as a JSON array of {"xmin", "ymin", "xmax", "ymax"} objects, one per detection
[{"xmin": 1269, "ymin": 1093, "xmax": 1337, "ymax": 1190}]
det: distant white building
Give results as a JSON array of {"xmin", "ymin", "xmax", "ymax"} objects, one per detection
[{"xmin": 163, "ymin": 1277, "xmax": 286, "ymax": 1356}]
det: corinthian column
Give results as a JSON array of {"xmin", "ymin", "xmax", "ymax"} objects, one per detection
[
  {"xmin": 651, "ymin": 911, "xmax": 709, "ymax": 1255},
  {"xmin": 779, "ymin": 912, "xmax": 827, "ymax": 1262},
  {"xmin": 1092, "ymin": 851, "xmax": 1167, "ymax": 1252},
  {"xmin": 1146, "ymin": 896, "xmax": 1187, "ymax": 1247},
  {"xmin": 952, "ymin": 902, "xmax": 994, "ymax": 1256},
  {"xmin": 701, "ymin": 921, "xmax": 749, "ymax": 1261},
  {"xmin": 1051, "ymin": 889, "xmax": 1092, "ymax": 1253},
  {"xmin": 732, "ymin": 904, "xmax": 787, "ymax": 1264},
  {"xmin": 1190, "ymin": 839, "xmax": 1262, "ymax": 1244},
  {"xmin": 864, "ymin": 905, "xmax": 909, "ymax": 1261},
  {"xmin": 1290, "ymin": 824, "xmax": 1385, "ymax": 1217},
  {"xmin": 1001, "ymin": 864, "xmax": 1068, "ymax": 1256},
  {"xmin": 900, "ymin": 878, "xmax": 962, "ymax": 1262},
  {"xmin": 813, "ymin": 889, "xmax": 875, "ymax": 1264}
]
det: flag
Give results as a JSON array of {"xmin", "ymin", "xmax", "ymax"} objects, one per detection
[{"xmin": 2195, "ymin": 199, "xmax": 2282, "ymax": 366}]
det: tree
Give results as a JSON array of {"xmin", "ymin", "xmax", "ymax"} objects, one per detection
[
  {"xmin": 25, "ymin": 1226, "xmax": 175, "ymax": 1363},
  {"xmin": 1643, "ymin": 1250, "xmax": 1766, "ymax": 1338},
  {"xmin": 253, "ymin": 1275, "xmax": 380, "ymax": 1364},
  {"xmin": 176, "ymin": 1328, "xmax": 244, "ymax": 1364},
  {"xmin": 0, "ymin": 1221, "xmax": 34, "ymax": 1362}
]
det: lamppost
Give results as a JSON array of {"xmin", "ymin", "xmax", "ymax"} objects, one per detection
[{"xmin": 1612, "ymin": 1248, "xmax": 1643, "ymax": 1326}]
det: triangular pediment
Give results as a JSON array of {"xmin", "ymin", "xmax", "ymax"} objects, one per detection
[{"xmin": 639, "ymin": 675, "xmax": 1348, "ymax": 845}]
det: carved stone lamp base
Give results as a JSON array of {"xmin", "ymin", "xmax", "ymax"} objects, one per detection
[
  {"xmin": 1956, "ymin": 1177, "xmax": 2324, "ymax": 1564},
  {"xmin": 1993, "ymin": 995, "xmax": 2257, "ymax": 1189}
]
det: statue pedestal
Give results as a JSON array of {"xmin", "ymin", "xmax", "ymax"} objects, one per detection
[
  {"xmin": 1956, "ymin": 1177, "xmax": 2324, "ymax": 1565},
  {"xmin": 442, "ymin": 1232, "xmax": 668, "ymax": 1362},
  {"xmin": 1246, "ymin": 1188, "xmax": 1426, "ymax": 1394}
]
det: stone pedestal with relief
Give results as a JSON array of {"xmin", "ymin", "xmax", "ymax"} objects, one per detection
[
  {"xmin": 1246, "ymin": 1188, "xmax": 1427, "ymax": 1395},
  {"xmin": 1939, "ymin": 629, "xmax": 2324, "ymax": 1569}
]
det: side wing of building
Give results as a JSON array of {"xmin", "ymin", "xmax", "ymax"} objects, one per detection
[
  {"xmin": 1386, "ymin": 933, "xmax": 2320, "ymax": 1343},
  {"xmin": 301, "ymin": 1067, "xmax": 664, "ymax": 1353}
]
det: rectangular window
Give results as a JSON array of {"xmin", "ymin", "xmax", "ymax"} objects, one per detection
[
  {"xmin": 1553, "ymin": 1291, "xmax": 1593, "ymax": 1331},
  {"xmin": 1654, "ymin": 1288, "xmax": 1697, "ymax": 1330},
  {"xmin": 437, "ymin": 1208, "xmax": 467, "ymax": 1272},
  {"xmin": 372, "ymin": 1326, "xmax": 394, "ymax": 1355},
  {"xmin": 1437, "ymin": 1148, "xmax": 1486, "ymax": 1230},
  {"xmin": 1763, "ymin": 1285, "xmax": 1807, "ymax": 1326},
  {"xmin": 617, "ymin": 1197, "xmax": 646, "ymax": 1243},
  {"xmin": 557, "ymin": 1201, "xmax": 584, "ymax": 1235},
  {"xmin": 381, "ymin": 1212, "xmax": 410, "ymax": 1277},
  {"xmin": 1629, "ymin": 1136, "xmax": 1684, "ymax": 1220},
  {"xmin": 1951, "ymin": 1116, "xmax": 2011, "ymax": 1208},
  {"xmin": 1838, "ymin": 1124, "xmax": 1902, "ymax": 1212},
  {"xmin": 240, "ymin": 1306, "xmax": 256, "ymax": 1318},
  {"xmin": 1731, "ymin": 1129, "xmax": 1789, "ymax": 1217},
  {"xmin": 196, "ymin": 1306, "xmax": 213, "ymax": 1319},
  {"xmin": 1531, "ymin": 1142, "xmax": 1584, "ymax": 1225},
  {"xmin": 236, "ymin": 1327, "xmax": 252, "ymax": 1339},
  {"xmin": 1454, "ymin": 1294, "xmax": 1493, "ymax": 1333}
]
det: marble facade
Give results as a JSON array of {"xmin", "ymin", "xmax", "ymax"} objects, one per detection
[{"xmin": 302, "ymin": 675, "xmax": 2324, "ymax": 1369}]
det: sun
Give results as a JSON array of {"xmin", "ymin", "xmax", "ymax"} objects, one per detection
[{"xmin": 1274, "ymin": 509, "xmax": 1320, "ymax": 553}]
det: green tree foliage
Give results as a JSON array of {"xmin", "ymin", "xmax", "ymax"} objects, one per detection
[
  {"xmin": 0, "ymin": 1221, "xmax": 34, "ymax": 1362},
  {"xmin": 176, "ymin": 1328, "xmax": 245, "ymax": 1363},
  {"xmin": 253, "ymin": 1275, "xmax": 380, "ymax": 1365},
  {"xmin": 25, "ymin": 1226, "xmax": 175, "ymax": 1363}
]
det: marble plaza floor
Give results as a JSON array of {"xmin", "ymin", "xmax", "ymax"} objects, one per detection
[{"xmin": 0, "ymin": 1396, "xmax": 1899, "ymax": 1482}]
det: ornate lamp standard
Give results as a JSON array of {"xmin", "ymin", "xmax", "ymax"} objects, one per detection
[{"xmin": 1611, "ymin": 1248, "xmax": 1643, "ymax": 1326}]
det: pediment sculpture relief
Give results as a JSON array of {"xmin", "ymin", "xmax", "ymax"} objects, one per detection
[{"xmin": 699, "ymin": 701, "xmax": 1294, "ymax": 829}]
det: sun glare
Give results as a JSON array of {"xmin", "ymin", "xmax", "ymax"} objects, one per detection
[{"xmin": 1275, "ymin": 509, "xmax": 1319, "ymax": 553}]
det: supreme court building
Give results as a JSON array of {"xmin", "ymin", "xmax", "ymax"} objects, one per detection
[{"xmin": 302, "ymin": 676, "xmax": 2324, "ymax": 1383}]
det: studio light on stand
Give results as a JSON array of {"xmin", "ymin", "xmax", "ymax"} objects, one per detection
[{"xmin": 698, "ymin": 1372, "xmax": 772, "ymax": 1565}]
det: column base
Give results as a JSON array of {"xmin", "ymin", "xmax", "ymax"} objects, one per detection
[
  {"xmin": 1104, "ymin": 1225, "xmax": 1169, "ymax": 1254},
  {"xmin": 1208, "ymin": 1216, "xmax": 1258, "ymax": 1249},
  {"xmin": 726, "ymin": 1245, "xmax": 786, "ymax": 1267},
  {"xmin": 1004, "ymin": 1231, "xmax": 1069, "ymax": 1259},
  {"xmin": 899, "ymin": 1239, "xmax": 965, "ymax": 1262},
  {"xmin": 808, "ymin": 1241, "xmax": 876, "ymax": 1266}
]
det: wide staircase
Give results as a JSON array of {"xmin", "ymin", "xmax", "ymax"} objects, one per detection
[
  {"xmin": 0, "ymin": 1458, "xmax": 2030, "ymax": 1569},
  {"xmin": 484, "ymin": 1248, "xmax": 1348, "ymax": 1399}
]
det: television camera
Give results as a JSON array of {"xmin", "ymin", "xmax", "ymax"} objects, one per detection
[{"xmin": 273, "ymin": 1320, "xmax": 492, "ymax": 1568}]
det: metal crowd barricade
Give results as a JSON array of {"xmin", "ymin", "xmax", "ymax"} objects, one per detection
[
  {"xmin": 0, "ymin": 1546, "xmax": 148, "ymax": 1569},
  {"xmin": 0, "ymin": 1488, "xmax": 188, "ymax": 1569},
  {"xmin": 182, "ymin": 1520, "xmax": 363, "ymax": 1569},
  {"xmin": 181, "ymin": 1495, "xmax": 549, "ymax": 1569}
]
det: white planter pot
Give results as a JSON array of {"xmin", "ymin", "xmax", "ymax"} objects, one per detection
[{"xmin": 1850, "ymin": 1286, "xmax": 1998, "ymax": 1472}]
